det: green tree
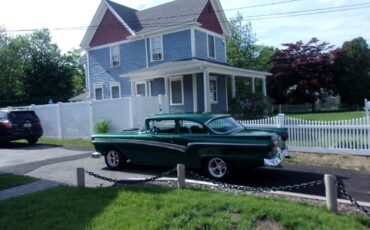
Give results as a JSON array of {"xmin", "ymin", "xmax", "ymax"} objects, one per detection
[
  {"xmin": 64, "ymin": 49, "xmax": 86, "ymax": 96},
  {"xmin": 334, "ymin": 37, "xmax": 370, "ymax": 106}
]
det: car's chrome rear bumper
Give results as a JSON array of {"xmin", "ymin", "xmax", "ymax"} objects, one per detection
[{"xmin": 264, "ymin": 147, "xmax": 288, "ymax": 167}]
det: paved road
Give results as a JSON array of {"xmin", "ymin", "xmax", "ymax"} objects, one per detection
[{"xmin": 1, "ymin": 143, "xmax": 369, "ymax": 202}]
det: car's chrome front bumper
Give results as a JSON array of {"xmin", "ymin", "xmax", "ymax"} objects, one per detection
[{"xmin": 264, "ymin": 147, "xmax": 288, "ymax": 167}]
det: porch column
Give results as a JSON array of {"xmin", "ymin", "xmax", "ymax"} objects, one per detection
[
  {"xmin": 231, "ymin": 75, "xmax": 236, "ymax": 98},
  {"xmin": 251, "ymin": 78, "xmax": 255, "ymax": 94},
  {"xmin": 262, "ymin": 78, "xmax": 267, "ymax": 96},
  {"xmin": 203, "ymin": 69, "xmax": 211, "ymax": 113},
  {"xmin": 164, "ymin": 77, "xmax": 169, "ymax": 96},
  {"xmin": 131, "ymin": 82, "xmax": 135, "ymax": 96}
]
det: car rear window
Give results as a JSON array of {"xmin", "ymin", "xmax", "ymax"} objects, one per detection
[{"xmin": 8, "ymin": 111, "xmax": 38, "ymax": 122}]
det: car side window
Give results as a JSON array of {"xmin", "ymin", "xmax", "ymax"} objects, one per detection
[
  {"xmin": 148, "ymin": 120, "xmax": 176, "ymax": 134},
  {"xmin": 179, "ymin": 120, "xmax": 208, "ymax": 134}
]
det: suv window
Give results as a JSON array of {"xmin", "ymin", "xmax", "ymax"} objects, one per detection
[
  {"xmin": 0, "ymin": 111, "xmax": 6, "ymax": 120},
  {"xmin": 8, "ymin": 111, "xmax": 37, "ymax": 122}
]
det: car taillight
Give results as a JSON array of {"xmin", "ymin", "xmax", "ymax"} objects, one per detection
[
  {"xmin": 282, "ymin": 133, "xmax": 288, "ymax": 141},
  {"xmin": 1, "ymin": 120, "xmax": 12, "ymax": 129},
  {"xmin": 271, "ymin": 140, "xmax": 278, "ymax": 149}
]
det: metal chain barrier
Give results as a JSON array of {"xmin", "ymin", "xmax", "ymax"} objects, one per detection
[
  {"xmin": 187, "ymin": 170, "xmax": 323, "ymax": 192},
  {"xmin": 85, "ymin": 167, "xmax": 177, "ymax": 185},
  {"xmin": 337, "ymin": 179, "xmax": 370, "ymax": 216}
]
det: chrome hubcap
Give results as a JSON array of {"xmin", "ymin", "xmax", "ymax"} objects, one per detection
[
  {"xmin": 208, "ymin": 158, "xmax": 227, "ymax": 178},
  {"xmin": 107, "ymin": 150, "xmax": 120, "ymax": 167}
]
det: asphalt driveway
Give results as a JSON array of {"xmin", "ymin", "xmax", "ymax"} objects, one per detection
[{"xmin": 1, "ymin": 143, "xmax": 369, "ymax": 202}]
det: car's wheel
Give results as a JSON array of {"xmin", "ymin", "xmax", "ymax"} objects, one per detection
[
  {"xmin": 104, "ymin": 149, "xmax": 125, "ymax": 170},
  {"xmin": 27, "ymin": 137, "xmax": 39, "ymax": 145},
  {"xmin": 204, "ymin": 157, "xmax": 230, "ymax": 180}
]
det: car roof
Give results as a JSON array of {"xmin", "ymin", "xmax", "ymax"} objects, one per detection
[{"xmin": 145, "ymin": 113, "xmax": 230, "ymax": 124}]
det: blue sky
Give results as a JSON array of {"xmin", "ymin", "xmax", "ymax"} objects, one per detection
[{"xmin": 0, "ymin": 0, "xmax": 369, "ymax": 52}]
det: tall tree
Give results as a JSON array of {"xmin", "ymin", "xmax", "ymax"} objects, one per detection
[
  {"xmin": 268, "ymin": 38, "xmax": 340, "ymax": 108},
  {"xmin": 334, "ymin": 37, "xmax": 370, "ymax": 106}
]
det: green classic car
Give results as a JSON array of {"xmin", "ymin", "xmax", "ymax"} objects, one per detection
[{"xmin": 92, "ymin": 114, "xmax": 288, "ymax": 180}]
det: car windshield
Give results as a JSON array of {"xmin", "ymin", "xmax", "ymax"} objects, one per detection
[{"xmin": 206, "ymin": 116, "xmax": 244, "ymax": 134}]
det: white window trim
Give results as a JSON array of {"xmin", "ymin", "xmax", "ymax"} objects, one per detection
[
  {"xmin": 207, "ymin": 34, "xmax": 216, "ymax": 59},
  {"xmin": 110, "ymin": 45, "xmax": 120, "ymax": 68},
  {"xmin": 94, "ymin": 84, "xmax": 104, "ymax": 100},
  {"xmin": 110, "ymin": 82, "xmax": 121, "ymax": 99},
  {"xmin": 135, "ymin": 81, "xmax": 147, "ymax": 97},
  {"xmin": 150, "ymin": 35, "xmax": 164, "ymax": 62},
  {"xmin": 209, "ymin": 76, "xmax": 218, "ymax": 104},
  {"xmin": 169, "ymin": 76, "xmax": 184, "ymax": 106}
]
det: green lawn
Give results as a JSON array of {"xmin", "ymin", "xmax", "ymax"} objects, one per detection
[
  {"xmin": 0, "ymin": 174, "xmax": 37, "ymax": 190},
  {"xmin": 288, "ymin": 111, "xmax": 367, "ymax": 121},
  {"xmin": 0, "ymin": 186, "xmax": 368, "ymax": 230}
]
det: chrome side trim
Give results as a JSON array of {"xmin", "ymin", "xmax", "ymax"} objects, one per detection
[
  {"xmin": 93, "ymin": 138, "xmax": 270, "ymax": 154},
  {"xmin": 93, "ymin": 138, "xmax": 186, "ymax": 153}
]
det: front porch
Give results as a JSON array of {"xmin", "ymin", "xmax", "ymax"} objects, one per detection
[{"xmin": 121, "ymin": 59, "xmax": 270, "ymax": 113}]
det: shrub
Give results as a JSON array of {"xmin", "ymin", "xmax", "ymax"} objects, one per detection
[
  {"xmin": 228, "ymin": 94, "xmax": 272, "ymax": 120},
  {"xmin": 94, "ymin": 119, "xmax": 112, "ymax": 134}
]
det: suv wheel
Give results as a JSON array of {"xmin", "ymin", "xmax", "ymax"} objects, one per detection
[{"xmin": 27, "ymin": 138, "xmax": 39, "ymax": 145}]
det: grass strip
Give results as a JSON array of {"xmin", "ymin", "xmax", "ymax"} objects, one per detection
[
  {"xmin": 0, "ymin": 186, "xmax": 368, "ymax": 230},
  {"xmin": 0, "ymin": 174, "xmax": 37, "ymax": 190}
]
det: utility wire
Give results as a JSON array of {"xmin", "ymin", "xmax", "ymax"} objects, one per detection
[{"xmin": 6, "ymin": 1, "xmax": 370, "ymax": 32}]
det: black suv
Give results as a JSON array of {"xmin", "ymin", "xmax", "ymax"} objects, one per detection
[{"xmin": 0, "ymin": 109, "xmax": 43, "ymax": 145}]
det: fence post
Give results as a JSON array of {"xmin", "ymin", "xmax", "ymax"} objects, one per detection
[
  {"xmin": 89, "ymin": 101, "xmax": 94, "ymax": 135},
  {"xmin": 324, "ymin": 174, "xmax": 338, "ymax": 213},
  {"xmin": 129, "ymin": 97, "xmax": 135, "ymax": 129},
  {"xmin": 158, "ymin": 94, "xmax": 163, "ymax": 113},
  {"xmin": 277, "ymin": 113, "xmax": 285, "ymax": 128},
  {"xmin": 56, "ymin": 102, "xmax": 63, "ymax": 139},
  {"xmin": 77, "ymin": 168, "xmax": 85, "ymax": 188},
  {"xmin": 177, "ymin": 164, "xmax": 186, "ymax": 189}
]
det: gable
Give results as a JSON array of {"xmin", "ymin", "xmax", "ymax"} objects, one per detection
[
  {"xmin": 197, "ymin": 0, "xmax": 223, "ymax": 35},
  {"xmin": 89, "ymin": 9, "xmax": 131, "ymax": 47}
]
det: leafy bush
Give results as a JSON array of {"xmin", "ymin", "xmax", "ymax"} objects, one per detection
[
  {"xmin": 228, "ymin": 94, "xmax": 272, "ymax": 120},
  {"xmin": 94, "ymin": 119, "xmax": 112, "ymax": 134}
]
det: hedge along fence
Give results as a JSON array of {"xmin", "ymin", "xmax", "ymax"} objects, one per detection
[{"xmin": 239, "ymin": 114, "xmax": 370, "ymax": 156}]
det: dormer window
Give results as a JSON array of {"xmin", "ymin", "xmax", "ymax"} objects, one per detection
[
  {"xmin": 150, "ymin": 36, "xmax": 163, "ymax": 61},
  {"xmin": 207, "ymin": 34, "xmax": 216, "ymax": 59},
  {"xmin": 110, "ymin": 45, "xmax": 120, "ymax": 67}
]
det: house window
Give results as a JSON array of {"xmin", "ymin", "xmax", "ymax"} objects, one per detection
[
  {"xmin": 209, "ymin": 77, "xmax": 218, "ymax": 103},
  {"xmin": 170, "ymin": 76, "xmax": 184, "ymax": 105},
  {"xmin": 110, "ymin": 45, "xmax": 120, "ymax": 67},
  {"xmin": 208, "ymin": 34, "xmax": 215, "ymax": 59},
  {"xmin": 94, "ymin": 85, "xmax": 103, "ymax": 100},
  {"xmin": 110, "ymin": 83, "xmax": 120, "ymax": 99},
  {"xmin": 136, "ymin": 82, "xmax": 147, "ymax": 96},
  {"xmin": 150, "ymin": 36, "xmax": 163, "ymax": 61}
]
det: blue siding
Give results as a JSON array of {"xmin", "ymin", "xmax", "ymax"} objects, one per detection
[
  {"xmin": 88, "ymin": 39, "xmax": 147, "ymax": 98},
  {"xmin": 169, "ymin": 75, "xmax": 193, "ymax": 113},
  {"xmin": 148, "ymin": 30, "xmax": 192, "ymax": 67},
  {"xmin": 150, "ymin": 78, "xmax": 165, "ymax": 96},
  {"xmin": 195, "ymin": 30, "xmax": 226, "ymax": 63},
  {"xmin": 195, "ymin": 73, "xmax": 227, "ymax": 113},
  {"xmin": 210, "ymin": 75, "xmax": 227, "ymax": 113}
]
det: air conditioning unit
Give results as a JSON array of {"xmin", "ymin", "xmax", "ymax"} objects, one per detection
[
  {"xmin": 152, "ymin": 53, "xmax": 162, "ymax": 61},
  {"xmin": 112, "ymin": 60, "xmax": 120, "ymax": 67}
]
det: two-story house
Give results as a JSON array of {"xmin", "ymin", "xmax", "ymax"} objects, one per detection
[{"xmin": 80, "ymin": 0, "xmax": 270, "ymax": 113}]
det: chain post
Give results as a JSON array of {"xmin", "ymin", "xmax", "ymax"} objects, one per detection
[
  {"xmin": 177, "ymin": 164, "xmax": 186, "ymax": 189},
  {"xmin": 324, "ymin": 174, "xmax": 338, "ymax": 213},
  {"xmin": 77, "ymin": 168, "xmax": 85, "ymax": 188}
]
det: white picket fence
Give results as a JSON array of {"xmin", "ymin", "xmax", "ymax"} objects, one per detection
[
  {"xmin": 240, "ymin": 114, "xmax": 370, "ymax": 156},
  {"xmin": 8, "ymin": 95, "xmax": 169, "ymax": 139}
]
